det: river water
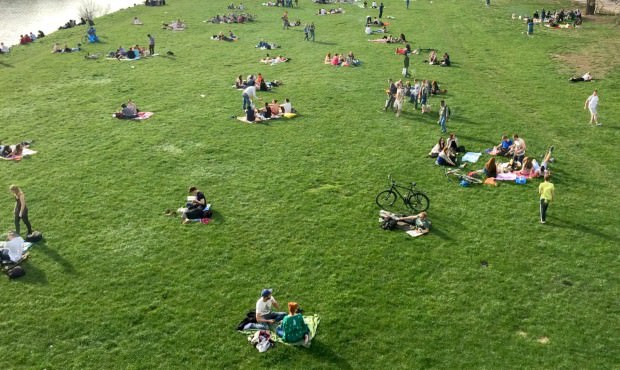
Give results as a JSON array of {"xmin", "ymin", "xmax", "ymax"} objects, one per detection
[{"xmin": 0, "ymin": 0, "xmax": 139, "ymax": 46}]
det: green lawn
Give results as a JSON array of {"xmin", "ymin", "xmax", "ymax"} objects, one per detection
[{"xmin": 1, "ymin": 0, "xmax": 618, "ymax": 368}]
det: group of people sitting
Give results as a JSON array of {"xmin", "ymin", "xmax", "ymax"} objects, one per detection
[
  {"xmin": 52, "ymin": 43, "xmax": 82, "ymax": 54},
  {"xmin": 0, "ymin": 141, "xmax": 30, "ymax": 160},
  {"xmin": 428, "ymin": 133, "xmax": 463, "ymax": 166},
  {"xmin": 533, "ymin": 8, "xmax": 582, "ymax": 24},
  {"xmin": 145, "ymin": 0, "xmax": 166, "ymax": 5},
  {"xmin": 211, "ymin": 31, "xmax": 238, "ymax": 41},
  {"xmin": 19, "ymin": 31, "xmax": 44, "ymax": 45},
  {"xmin": 427, "ymin": 50, "xmax": 451, "ymax": 66},
  {"xmin": 253, "ymin": 289, "xmax": 311, "ymax": 345},
  {"xmin": 162, "ymin": 19, "xmax": 186, "ymax": 30},
  {"xmin": 58, "ymin": 18, "xmax": 89, "ymax": 31},
  {"xmin": 208, "ymin": 13, "xmax": 254, "ymax": 24},
  {"xmin": 317, "ymin": 8, "xmax": 344, "ymax": 15},
  {"xmin": 324, "ymin": 52, "xmax": 360, "ymax": 67},
  {"xmin": 108, "ymin": 45, "xmax": 147, "ymax": 59},
  {"xmin": 235, "ymin": 73, "xmax": 282, "ymax": 91},
  {"xmin": 365, "ymin": 16, "xmax": 386, "ymax": 26},
  {"xmin": 245, "ymin": 98, "xmax": 295, "ymax": 122},
  {"xmin": 114, "ymin": 99, "xmax": 140, "ymax": 119},
  {"xmin": 260, "ymin": 54, "xmax": 289, "ymax": 65}
]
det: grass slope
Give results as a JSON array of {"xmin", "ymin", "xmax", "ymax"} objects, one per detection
[{"xmin": 0, "ymin": 0, "xmax": 618, "ymax": 368}]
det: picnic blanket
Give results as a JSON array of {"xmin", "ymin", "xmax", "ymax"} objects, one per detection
[
  {"xmin": 461, "ymin": 152, "xmax": 482, "ymax": 163},
  {"xmin": 1, "ymin": 147, "xmax": 37, "ymax": 161},
  {"xmin": 133, "ymin": 112, "xmax": 154, "ymax": 120},
  {"xmin": 241, "ymin": 314, "xmax": 321, "ymax": 347},
  {"xmin": 236, "ymin": 113, "xmax": 296, "ymax": 123}
]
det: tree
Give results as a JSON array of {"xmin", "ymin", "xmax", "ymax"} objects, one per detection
[{"xmin": 586, "ymin": 0, "xmax": 596, "ymax": 15}]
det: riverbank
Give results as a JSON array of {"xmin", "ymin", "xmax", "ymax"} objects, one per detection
[{"xmin": 0, "ymin": 0, "xmax": 139, "ymax": 47}]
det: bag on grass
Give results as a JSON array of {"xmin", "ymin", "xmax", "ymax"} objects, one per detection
[
  {"xmin": 381, "ymin": 218, "xmax": 398, "ymax": 230},
  {"xmin": 7, "ymin": 266, "xmax": 25, "ymax": 279},
  {"xmin": 25, "ymin": 231, "xmax": 43, "ymax": 243}
]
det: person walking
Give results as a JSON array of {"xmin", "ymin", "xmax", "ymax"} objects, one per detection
[
  {"xmin": 147, "ymin": 34, "xmax": 155, "ymax": 55},
  {"xmin": 282, "ymin": 11, "xmax": 289, "ymax": 30},
  {"xmin": 438, "ymin": 100, "xmax": 450, "ymax": 133},
  {"xmin": 303, "ymin": 24, "xmax": 309, "ymax": 41},
  {"xmin": 406, "ymin": 0, "xmax": 410, "ymax": 9},
  {"xmin": 403, "ymin": 53, "xmax": 410, "ymax": 77},
  {"xmin": 9, "ymin": 185, "xmax": 34, "ymax": 236},
  {"xmin": 384, "ymin": 79, "xmax": 397, "ymax": 112},
  {"xmin": 309, "ymin": 23, "xmax": 315, "ymax": 41},
  {"xmin": 379, "ymin": 2, "xmax": 384, "ymax": 18},
  {"xmin": 584, "ymin": 89, "xmax": 600, "ymax": 126},
  {"xmin": 538, "ymin": 173, "xmax": 554, "ymax": 224}
]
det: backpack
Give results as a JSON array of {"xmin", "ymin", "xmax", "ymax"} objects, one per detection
[
  {"xmin": 25, "ymin": 231, "xmax": 43, "ymax": 243},
  {"xmin": 7, "ymin": 266, "xmax": 25, "ymax": 279},
  {"xmin": 381, "ymin": 218, "xmax": 398, "ymax": 230},
  {"xmin": 237, "ymin": 310, "xmax": 257, "ymax": 331}
]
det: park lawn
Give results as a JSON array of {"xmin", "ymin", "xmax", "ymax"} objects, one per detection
[{"xmin": 0, "ymin": 0, "xmax": 618, "ymax": 368}]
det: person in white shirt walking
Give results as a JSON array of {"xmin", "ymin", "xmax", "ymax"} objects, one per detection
[{"xmin": 584, "ymin": 90, "xmax": 600, "ymax": 126}]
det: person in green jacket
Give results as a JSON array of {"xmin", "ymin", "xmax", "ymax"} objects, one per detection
[{"xmin": 277, "ymin": 302, "xmax": 310, "ymax": 345}]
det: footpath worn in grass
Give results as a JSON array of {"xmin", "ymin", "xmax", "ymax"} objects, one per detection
[{"xmin": 1, "ymin": 0, "xmax": 618, "ymax": 368}]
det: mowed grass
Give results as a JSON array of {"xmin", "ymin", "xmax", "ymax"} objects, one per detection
[{"xmin": 0, "ymin": 0, "xmax": 618, "ymax": 368}]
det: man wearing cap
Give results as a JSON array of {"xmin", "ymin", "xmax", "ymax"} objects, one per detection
[
  {"xmin": 256, "ymin": 289, "xmax": 287, "ymax": 325},
  {"xmin": 1, "ymin": 231, "xmax": 25, "ymax": 263}
]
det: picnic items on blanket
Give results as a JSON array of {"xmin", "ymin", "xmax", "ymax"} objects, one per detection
[
  {"xmin": 249, "ymin": 330, "xmax": 275, "ymax": 352},
  {"xmin": 240, "ymin": 314, "xmax": 321, "ymax": 348},
  {"xmin": 0, "ymin": 147, "xmax": 37, "ymax": 161}
]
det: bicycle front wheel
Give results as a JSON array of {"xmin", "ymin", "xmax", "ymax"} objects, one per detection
[
  {"xmin": 407, "ymin": 192, "xmax": 430, "ymax": 212},
  {"xmin": 376, "ymin": 190, "xmax": 398, "ymax": 210}
]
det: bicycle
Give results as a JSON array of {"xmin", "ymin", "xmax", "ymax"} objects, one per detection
[
  {"xmin": 375, "ymin": 175, "xmax": 430, "ymax": 212},
  {"xmin": 444, "ymin": 167, "xmax": 483, "ymax": 184}
]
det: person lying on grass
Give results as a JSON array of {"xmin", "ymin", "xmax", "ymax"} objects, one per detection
[
  {"xmin": 256, "ymin": 40, "xmax": 279, "ymax": 50},
  {"xmin": 384, "ymin": 212, "xmax": 431, "ymax": 235},
  {"xmin": 211, "ymin": 31, "xmax": 237, "ymax": 41},
  {"xmin": 368, "ymin": 35, "xmax": 397, "ymax": 43},
  {"xmin": 162, "ymin": 19, "xmax": 186, "ymax": 30},
  {"xmin": 260, "ymin": 54, "xmax": 289, "ymax": 65},
  {"xmin": 569, "ymin": 71, "xmax": 592, "ymax": 82},
  {"xmin": 1, "ymin": 230, "xmax": 25, "ymax": 263}
]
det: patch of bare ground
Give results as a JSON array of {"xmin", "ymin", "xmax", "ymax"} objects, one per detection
[{"xmin": 551, "ymin": 32, "xmax": 620, "ymax": 77}]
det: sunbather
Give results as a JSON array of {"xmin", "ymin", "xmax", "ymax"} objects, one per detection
[
  {"xmin": 1, "ymin": 231, "xmax": 25, "ymax": 263},
  {"xmin": 388, "ymin": 212, "xmax": 431, "ymax": 235}
]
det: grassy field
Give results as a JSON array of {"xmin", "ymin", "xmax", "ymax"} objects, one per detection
[{"xmin": 1, "ymin": 0, "xmax": 618, "ymax": 368}]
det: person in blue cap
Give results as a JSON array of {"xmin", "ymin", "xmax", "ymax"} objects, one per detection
[{"xmin": 256, "ymin": 289, "xmax": 287, "ymax": 325}]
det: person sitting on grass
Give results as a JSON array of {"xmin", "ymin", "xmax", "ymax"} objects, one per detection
[
  {"xmin": 235, "ymin": 75, "xmax": 246, "ymax": 89},
  {"xmin": 115, "ymin": 100, "xmax": 139, "ymax": 119},
  {"xmin": 389, "ymin": 212, "xmax": 431, "ymax": 235},
  {"xmin": 132, "ymin": 17, "xmax": 143, "ymax": 25},
  {"xmin": 256, "ymin": 289, "xmax": 287, "ymax": 326},
  {"xmin": 508, "ymin": 134, "xmax": 526, "ymax": 165},
  {"xmin": 428, "ymin": 137, "xmax": 446, "ymax": 158},
  {"xmin": 569, "ymin": 71, "xmax": 592, "ymax": 82},
  {"xmin": 276, "ymin": 302, "xmax": 310, "ymax": 346},
  {"xmin": 1, "ymin": 230, "xmax": 25, "ymax": 264},
  {"xmin": 324, "ymin": 52, "xmax": 332, "ymax": 64},
  {"xmin": 182, "ymin": 186, "xmax": 207, "ymax": 223},
  {"xmin": 279, "ymin": 98, "xmax": 295, "ymax": 114},
  {"xmin": 428, "ymin": 50, "xmax": 438, "ymax": 65},
  {"xmin": 440, "ymin": 52, "xmax": 451, "ymax": 66},
  {"xmin": 268, "ymin": 99, "xmax": 282, "ymax": 116},
  {"xmin": 259, "ymin": 102, "xmax": 272, "ymax": 119},
  {"xmin": 436, "ymin": 146, "xmax": 456, "ymax": 166},
  {"xmin": 245, "ymin": 106, "xmax": 262, "ymax": 123},
  {"xmin": 8, "ymin": 144, "xmax": 24, "ymax": 159},
  {"xmin": 492, "ymin": 135, "xmax": 513, "ymax": 156}
]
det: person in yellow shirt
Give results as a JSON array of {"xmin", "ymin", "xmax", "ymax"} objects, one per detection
[{"xmin": 538, "ymin": 173, "xmax": 555, "ymax": 224}]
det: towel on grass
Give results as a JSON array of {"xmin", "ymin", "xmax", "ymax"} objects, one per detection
[
  {"xmin": 133, "ymin": 112, "xmax": 154, "ymax": 120},
  {"xmin": 241, "ymin": 314, "xmax": 320, "ymax": 346},
  {"xmin": 461, "ymin": 152, "xmax": 482, "ymax": 163}
]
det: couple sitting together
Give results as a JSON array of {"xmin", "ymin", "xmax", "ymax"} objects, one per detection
[
  {"xmin": 1, "ymin": 141, "xmax": 30, "ymax": 159},
  {"xmin": 165, "ymin": 186, "xmax": 213, "ymax": 224},
  {"xmin": 476, "ymin": 146, "xmax": 553, "ymax": 179},
  {"xmin": 429, "ymin": 133, "xmax": 464, "ymax": 166},
  {"xmin": 114, "ymin": 99, "xmax": 139, "ymax": 119},
  {"xmin": 245, "ymin": 98, "xmax": 295, "ymax": 122},
  {"xmin": 256, "ymin": 289, "xmax": 311, "ymax": 345}
]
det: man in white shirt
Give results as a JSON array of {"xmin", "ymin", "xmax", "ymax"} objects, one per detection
[
  {"xmin": 0, "ymin": 42, "xmax": 9, "ymax": 53},
  {"xmin": 1, "ymin": 231, "xmax": 24, "ymax": 263},
  {"xmin": 242, "ymin": 85, "xmax": 260, "ymax": 111},
  {"xmin": 279, "ymin": 98, "xmax": 293, "ymax": 114},
  {"xmin": 584, "ymin": 90, "xmax": 600, "ymax": 126},
  {"xmin": 255, "ymin": 289, "xmax": 286, "ymax": 325}
]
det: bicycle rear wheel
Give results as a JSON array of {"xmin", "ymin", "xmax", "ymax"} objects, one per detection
[
  {"xmin": 407, "ymin": 192, "xmax": 430, "ymax": 212},
  {"xmin": 376, "ymin": 190, "xmax": 398, "ymax": 210}
]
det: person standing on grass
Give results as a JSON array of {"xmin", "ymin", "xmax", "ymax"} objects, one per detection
[
  {"xmin": 584, "ymin": 89, "xmax": 600, "ymax": 126},
  {"xmin": 538, "ymin": 173, "xmax": 554, "ymax": 224},
  {"xmin": 309, "ymin": 23, "xmax": 315, "ymax": 41},
  {"xmin": 9, "ymin": 185, "xmax": 33, "ymax": 236},
  {"xmin": 438, "ymin": 100, "xmax": 450, "ymax": 133},
  {"xmin": 148, "ymin": 34, "xmax": 155, "ymax": 55},
  {"xmin": 403, "ymin": 53, "xmax": 410, "ymax": 77},
  {"xmin": 379, "ymin": 2, "xmax": 384, "ymax": 18},
  {"xmin": 394, "ymin": 81, "xmax": 406, "ymax": 117},
  {"xmin": 384, "ymin": 79, "xmax": 397, "ymax": 112},
  {"xmin": 242, "ymin": 84, "xmax": 260, "ymax": 110},
  {"xmin": 406, "ymin": 0, "xmax": 410, "ymax": 9}
]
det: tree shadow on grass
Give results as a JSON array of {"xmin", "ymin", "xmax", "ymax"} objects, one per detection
[
  {"xmin": 553, "ymin": 216, "xmax": 620, "ymax": 243},
  {"xmin": 0, "ymin": 60, "xmax": 14, "ymax": 68},
  {"xmin": 20, "ymin": 261, "xmax": 48, "ymax": 284},
  {"xmin": 311, "ymin": 41, "xmax": 337, "ymax": 45},
  {"xmin": 306, "ymin": 340, "xmax": 352, "ymax": 369}
]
